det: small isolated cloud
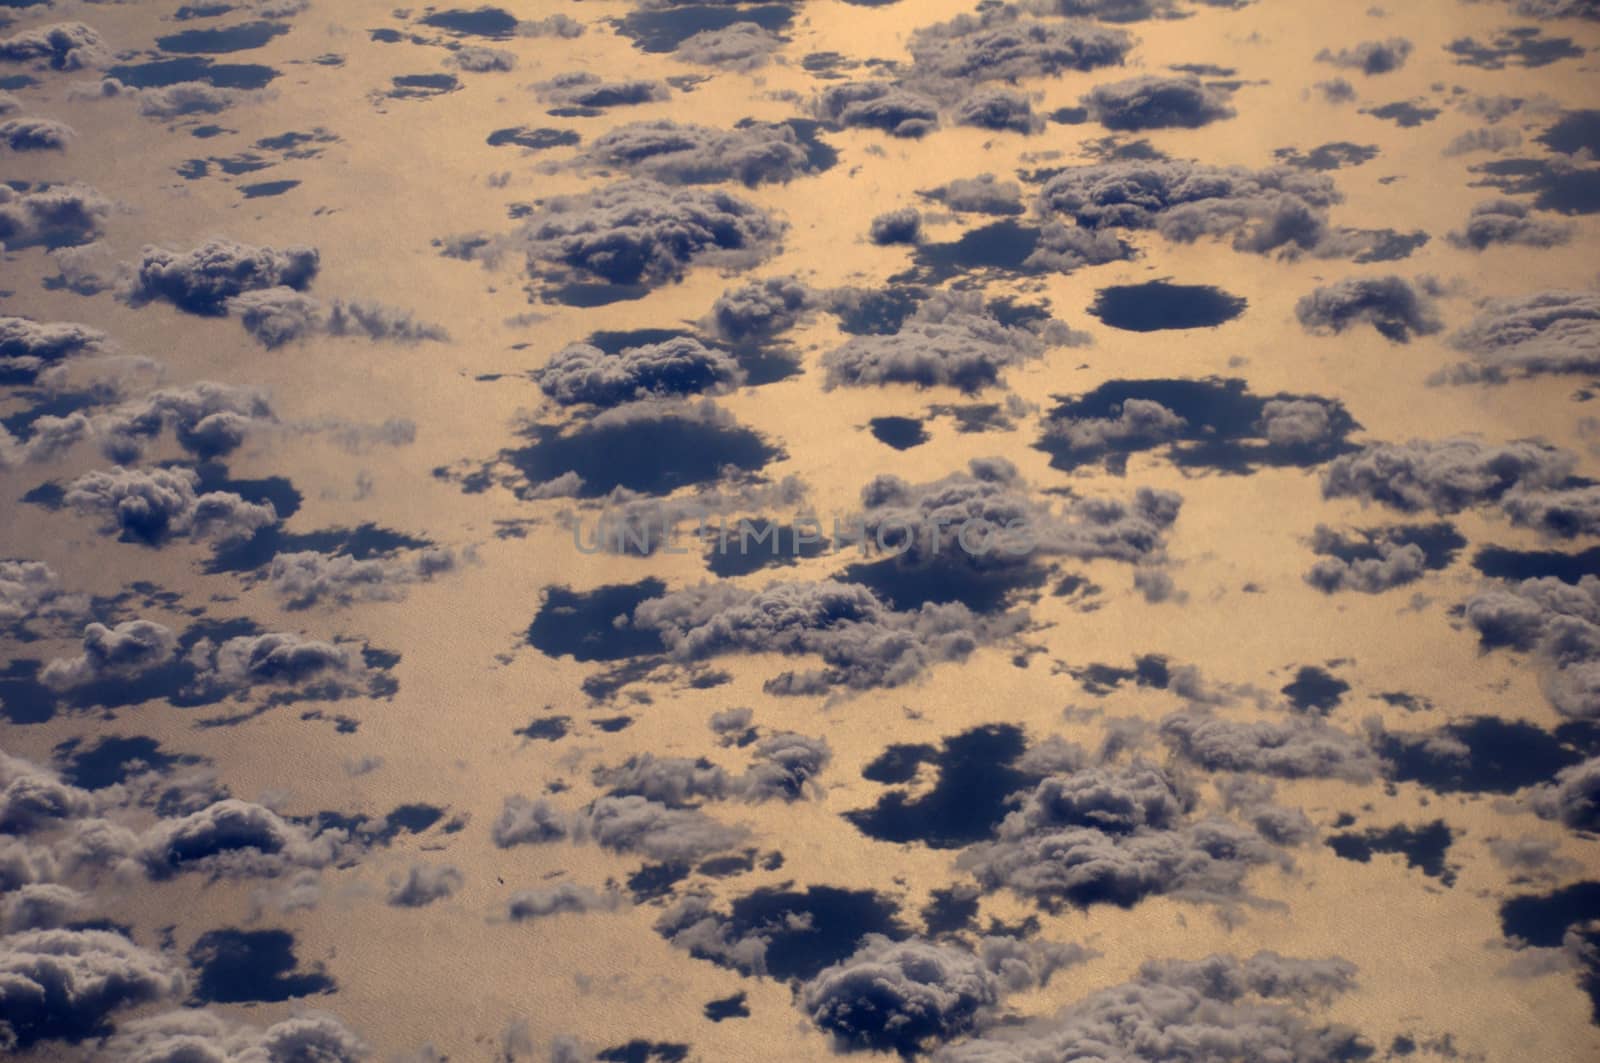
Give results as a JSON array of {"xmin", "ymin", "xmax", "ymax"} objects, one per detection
[
  {"xmin": 534, "ymin": 336, "xmax": 743, "ymax": 407},
  {"xmin": 0, "ymin": 315, "xmax": 105, "ymax": 384},
  {"xmin": 491, "ymin": 795, "xmax": 569, "ymax": 847},
  {"xmin": 537, "ymin": 71, "xmax": 669, "ymax": 110},
  {"xmin": 1080, "ymin": 75, "xmax": 1236, "ymax": 131},
  {"xmin": 0, "ymin": 182, "xmax": 110, "ymax": 250},
  {"xmin": 1295, "ymin": 275, "xmax": 1443, "ymax": 343},
  {"xmin": 1304, "ymin": 522, "xmax": 1463, "ymax": 593},
  {"xmin": 920, "ymin": 174, "xmax": 1024, "ymax": 216},
  {"xmin": 1316, "ymin": 38, "xmax": 1413, "ymax": 74},
  {"xmin": 387, "ymin": 863, "xmax": 463, "ymax": 907},
  {"xmin": 869, "ymin": 208, "xmax": 921, "ymax": 246},
  {"xmin": 706, "ymin": 276, "xmax": 815, "ymax": 342},
  {"xmin": 507, "ymin": 882, "xmax": 623, "ymax": 920},
  {"xmin": 126, "ymin": 239, "xmax": 319, "ymax": 316},
  {"xmin": 1447, "ymin": 199, "xmax": 1573, "ymax": 250},
  {"xmin": 954, "ymin": 88, "xmax": 1042, "ymax": 134}
]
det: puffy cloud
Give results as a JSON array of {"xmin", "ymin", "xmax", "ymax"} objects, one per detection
[
  {"xmin": 40, "ymin": 620, "xmax": 180, "ymax": 692},
  {"xmin": 1447, "ymin": 199, "xmax": 1574, "ymax": 250},
  {"xmin": 102, "ymin": 1008, "xmax": 368, "ymax": 1063},
  {"xmin": 1160, "ymin": 711, "xmax": 1381, "ymax": 780},
  {"xmin": 1080, "ymin": 75, "xmax": 1236, "ymax": 131},
  {"xmin": 735, "ymin": 732, "xmax": 831, "ymax": 801},
  {"xmin": 869, "ymin": 207, "xmax": 922, "ymax": 246},
  {"xmin": 954, "ymin": 88, "xmax": 1042, "ymax": 133},
  {"xmin": 0, "ymin": 929, "xmax": 184, "ymax": 1050},
  {"xmin": 0, "ymin": 23, "xmax": 105, "ymax": 72},
  {"xmin": 0, "ymin": 315, "xmax": 104, "ymax": 383},
  {"xmin": 1294, "ymin": 275, "xmax": 1443, "ymax": 343},
  {"xmin": 0, "ymin": 117, "xmax": 73, "ymax": 152},
  {"xmin": 1533, "ymin": 756, "xmax": 1600, "ymax": 831},
  {"xmin": 674, "ymin": 22, "xmax": 784, "ymax": 71},
  {"xmin": 800, "ymin": 936, "xmax": 999, "ymax": 1056},
  {"xmin": 228, "ymin": 287, "xmax": 447, "ymax": 348},
  {"xmin": 0, "ymin": 560, "xmax": 88, "ymax": 636},
  {"xmin": 1445, "ymin": 125, "xmax": 1524, "ymax": 155},
  {"xmin": 65, "ymin": 467, "xmax": 277, "ymax": 547},
  {"xmin": 497, "ymin": 180, "xmax": 783, "ymax": 293},
  {"xmin": 187, "ymin": 632, "xmax": 388, "ymax": 703},
  {"xmin": 593, "ymin": 752, "xmax": 730, "ymax": 806},
  {"xmin": 1441, "ymin": 289, "xmax": 1600, "ymax": 382},
  {"xmin": 1320, "ymin": 437, "xmax": 1573, "ymax": 515},
  {"xmin": 0, "ymin": 182, "xmax": 110, "ymax": 250},
  {"xmin": 491, "ymin": 795, "xmax": 569, "ymax": 847},
  {"xmin": 536, "ymin": 71, "xmax": 669, "ymax": 109},
  {"xmin": 977, "ymin": 934, "xmax": 1094, "ymax": 990},
  {"xmin": 580, "ymin": 120, "xmax": 828, "ymax": 187},
  {"xmin": 1500, "ymin": 485, "xmax": 1600, "ymax": 537},
  {"xmin": 813, "ymin": 81, "xmax": 941, "ymax": 138},
  {"xmin": 1316, "ymin": 38, "xmax": 1414, "ymax": 74},
  {"xmin": 387, "ymin": 863, "xmax": 463, "ymax": 907},
  {"xmin": 706, "ymin": 275, "xmax": 815, "ymax": 342},
  {"xmin": 1464, "ymin": 576, "xmax": 1600, "ymax": 718},
  {"xmin": 448, "ymin": 45, "xmax": 515, "ymax": 72},
  {"xmin": 821, "ymin": 290, "xmax": 1067, "ymax": 392},
  {"xmin": 138, "ymin": 798, "xmax": 344, "ymax": 879},
  {"xmin": 0, "ymin": 751, "xmax": 95, "ymax": 834},
  {"xmin": 630, "ymin": 578, "xmax": 1026, "ymax": 693},
  {"xmin": 580, "ymin": 794, "xmax": 748, "ymax": 861},
  {"xmin": 91, "ymin": 382, "xmax": 276, "ymax": 462},
  {"xmin": 264, "ymin": 547, "xmax": 458, "ymax": 609},
  {"xmin": 936, "ymin": 951, "xmax": 1363, "ymax": 1063},
  {"xmin": 534, "ymin": 336, "xmax": 743, "ymax": 407},
  {"xmin": 507, "ymin": 882, "xmax": 622, "ymax": 920},
  {"xmin": 1304, "ymin": 522, "xmax": 1463, "ymax": 594},
  {"xmin": 906, "ymin": 14, "xmax": 1132, "ymax": 84},
  {"xmin": 125, "ymin": 239, "xmax": 319, "ymax": 316},
  {"xmin": 920, "ymin": 174, "xmax": 1024, "ymax": 216}
]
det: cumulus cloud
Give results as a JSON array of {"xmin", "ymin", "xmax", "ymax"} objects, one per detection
[
  {"xmin": 1464, "ymin": 576, "xmax": 1600, "ymax": 718},
  {"xmin": 1080, "ymin": 75, "xmax": 1236, "ymax": 130},
  {"xmin": 579, "ymin": 795, "xmax": 748, "ymax": 861},
  {"xmin": 102, "ymin": 1008, "xmax": 367, "ymax": 1063},
  {"xmin": 448, "ymin": 45, "xmax": 516, "ymax": 72},
  {"xmin": 91, "ymin": 382, "xmax": 276, "ymax": 463},
  {"xmin": 706, "ymin": 275, "xmax": 815, "ymax": 342},
  {"xmin": 1160, "ymin": 711, "xmax": 1381, "ymax": 779},
  {"xmin": 0, "ymin": 315, "xmax": 104, "ymax": 383},
  {"xmin": 580, "ymin": 120, "xmax": 829, "ymax": 186},
  {"xmin": 800, "ymin": 936, "xmax": 999, "ymax": 1056},
  {"xmin": 735, "ymin": 732, "xmax": 832, "ymax": 801},
  {"xmin": 0, "ymin": 117, "xmax": 73, "ymax": 152},
  {"xmin": 1448, "ymin": 199, "xmax": 1574, "ymax": 251},
  {"xmin": 40, "ymin": 620, "xmax": 179, "ymax": 692},
  {"xmin": 813, "ymin": 81, "xmax": 941, "ymax": 138},
  {"xmin": 1316, "ymin": 38, "xmax": 1414, "ymax": 74},
  {"xmin": 869, "ymin": 207, "xmax": 922, "ymax": 246},
  {"xmin": 65, "ymin": 467, "xmax": 277, "ymax": 547},
  {"xmin": 536, "ymin": 71, "xmax": 669, "ymax": 109},
  {"xmin": 138, "ymin": 798, "xmax": 346, "ymax": 879},
  {"xmin": 0, "ymin": 560, "xmax": 89, "ymax": 637},
  {"xmin": 507, "ymin": 882, "xmax": 623, "ymax": 920},
  {"xmin": 0, "ymin": 928, "xmax": 184, "ymax": 1050},
  {"xmin": 630, "ymin": 578, "xmax": 1026, "ymax": 694},
  {"xmin": 0, "ymin": 182, "xmax": 110, "ymax": 250},
  {"xmin": 125, "ymin": 240, "xmax": 318, "ymax": 316},
  {"xmin": 1440, "ymin": 289, "xmax": 1599, "ymax": 382},
  {"xmin": 264, "ymin": 547, "xmax": 458, "ymax": 609},
  {"xmin": 387, "ymin": 863, "xmax": 463, "ymax": 907},
  {"xmin": 1304, "ymin": 522, "xmax": 1462, "ymax": 593},
  {"xmin": 675, "ymin": 22, "xmax": 784, "ymax": 71},
  {"xmin": 1533, "ymin": 756, "xmax": 1600, "ymax": 831},
  {"xmin": 936, "ymin": 951, "xmax": 1363, "ymax": 1063},
  {"xmin": 491, "ymin": 795, "xmax": 569, "ymax": 847},
  {"xmin": 1321, "ymin": 437, "xmax": 1574, "ymax": 515},
  {"xmin": 954, "ymin": 88, "xmax": 1042, "ymax": 133},
  {"xmin": 821, "ymin": 290, "xmax": 1069, "ymax": 392},
  {"xmin": 0, "ymin": 23, "xmax": 105, "ymax": 72},
  {"xmin": 920, "ymin": 174, "xmax": 1024, "ymax": 215},
  {"xmin": 491, "ymin": 180, "xmax": 782, "ymax": 294},
  {"xmin": 534, "ymin": 336, "xmax": 743, "ymax": 407},
  {"xmin": 1294, "ymin": 275, "xmax": 1443, "ymax": 343},
  {"xmin": 906, "ymin": 13, "xmax": 1132, "ymax": 85},
  {"xmin": 229, "ymin": 287, "xmax": 447, "ymax": 348},
  {"xmin": 185, "ymin": 631, "xmax": 391, "ymax": 703}
]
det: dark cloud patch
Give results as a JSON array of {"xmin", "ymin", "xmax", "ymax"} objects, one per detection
[
  {"xmin": 826, "ymin": 285, "xmax": 927, "ymax": 336},
  {"xmin": 1327, "ymin": 820, "xmax": 1455, "ymax": 884},
  {"xmin": 1315, "ymin": 38, "xmax": 1413, "ymax": 74},
  {"xmin": 595, "ymin": 1040, "xmax": 690, "ymax": 1063},
  {"xmin": 488, "ymin": 126, "xmax": 579, "ymax": 150},
  {"xmin": 55, "ymin": 735, "xmax": 199, "ymax": 790},
  {"xmin": 0, "ymin": 929, "xmax": 183, "ymax": 1050},
  {"xmin": 869, "ymin": 208, "xmax": 921, "ymax": 246},
  {"xmin": 1474, "ymin": 544, "xmax": 1600, "ymax": 583},
  {"xmin": 1440, "ymin": 290, "xmax": 1599, "ymax": 383},
  {"xmin": 704, "ymin": 991, "xmax": 748, "ymax": 1022},
  {"xmin": 0, "ymin": 23, "xmax": 105, "ymax": 72},
  {"xmin": 1, "ymin": 116, "xmax": 71, "ymax": 151},
  {"xmin": 704, "ymin": 521, "xmax": 829, "ymax": 578},
  {"xmin": 534, "ymin": 337, "xmax": 743, "ymax": 408},
  {"xmin": 655, "ymin": 884, "xmax": 908, "ymax": 981},
  {"xmin": 106, "ymin": 56, "xmax": 278, "ymax": 91},
  {"xmin": 538, "ymin": 72, "xmax": 669, "ymax": 113},
  {"xmin": 1088, "ymin": 281, "xmax": 1246, "ymax": 331},
  {"xmin": 1463, "ymin": 577, "xmax": 1600, "ymax": 717},
  {"xmin": 846, "ymin": 724, "xmax": 1030, "ymax": 848},
  {"xmin": 1533, "ymin": 756, "xmax": 1600, "ymax": 831},
  {"xmin": 155, "ymin": 20, "xmax": 290, "ymax": 54},
  {"xmin": 615, "ymin": 4, "xmax": 796, "ymax": 54},
  {"xmin": 499, "ymin": 399, "xmax": 781, "ymax": 498},
  {"xmin": 125, "ymin": 239, "xmax": 317, "ymax": 316},
  {"xmin": 419, "ymin": 6, "xmax": 520, "ymax": 39},
  {"xmin": 1295, "ymin": 275, "xmax": 1443, "ymax": 343},
  {"xmin": 1275, "ymin": 142, "xmax": 1379, "ymax": 171},
  {"xmin": 675, "ymin": 22, "xmax": 786, "ymax": 71},
  {"xmin": 1447, "ymin": 27, "xmax": 1585, "ymax": 70},
  {"xmin": 1469, "ymin": 155, "xmax": 1600, "ymax": 214},
  {"xmin": 1500, "ymin": 881, "xmax": 1600, "ymax": 948},
  {"xmin": 1362, "ymin": 101, "xmax": 1440, "ymax": 127},
  {"xmin": 954, "ymin": 87, "xmax": 1041, "ymax": 133},
  {"xmin": 1038, "ymin": 377, "xmax": 1358, "ymax": 474},
  {"xmin": 0, "ymin": 315, "xmax": 104, "ymax": 385},
  {"xmin": 1374, "ymin": 715, "xmax": 1589, "ymax": 794},
  {"xmin": 906, "ymin": 13, "xmax": 1133, "ymax": 84},
  {"xmin": 1447, "ymin": 199, "xmax": 1573, "ymax": 250},
  {"xmin": 1306, "ymin": 522, "xmax": 1465, "ymax": 593},
  {"xmin": 1281, "ymin": 665, "xmax": 1348, "ymax": 714},
  {"xmin": 0, "ymin": 182, "xmax": 111, "ymax": 250},
  {"xmin": 1080, "ymin": 75, "xmax": 1236, "ymax": 131},
  {"xmin": 1538, "ymin": 109, "xmax": 1600, "ymax": 157},
  {"xmin": 187, "ymin": 927, "xmax": 335, "ymax": 1003},
  {"xmin": 581, "ymin": 119, "xmax": 833, "ymax": 186},
  {"xmin": 527, "ymin": 579, "xmax": 669, "ymax": 662},
  {"xmin": 869, "ymin": 416, "xmax": 929, "ymax": 450},
  {"xmin": 387, "ymin": 73, "xmax": 459, "ymax": 99}
]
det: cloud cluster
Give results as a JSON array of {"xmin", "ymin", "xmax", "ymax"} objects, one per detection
[
  {"xmin": 953, "ymin": 88, "xmax": 1042, "ymax": 134},
  {"xmin": 906, "ymin": 13, "xmax": 1133, "ymax": 85},
  {"xmin": 580, "ymin": 794, "xmax": 748, "ymax": 861},
  {"xmin": 580, "ymin": 120, "xmax": 828, "ymax": 186},
  {"xmin": 228, "ymin": 287, "xmax": 448, "ymax": 348},
  {"xmin": 1321, "ymin": 437, "xmax": 1574, "ymax": 516},
  {"xmin": 0, "ymin": 23, "xmax": 105, "ymax": 72},
  {"xmin": 1316, "ymin": 38, "xmax": 1414, "ymax": 74},
  {"xmin": 813, "ymin": 81, "xmax": 942, "ymax": 138},
  {"xmin": 0, "ymin": 315, "xmax": 105, "ymax": 383},
  {"xmin": 1447, "ymin": 199, "xmax": 1574, "ymax": 251},
  {"xmin": 64, "ymin": 467, "xmax": 277, "ymax": 547},
  {"xmin": 1161, "ymin": 711, "xmax": 1381, "ymax": 779},
  {"xmin": 534, "ymin": 336, "xmax": 743, "ymax": 407},
  {"xmin": 674, "ymin": 23, "xmax": 785, "ymax": 71},
  {"xmin": 1294, "ymin": 275, "xmax": 1443, "ymax": 343},
  {"xmin": 631, "ymin": 578, "xmax": 1026, "ymax": 693},
  {"xmin": 706, "ymin": 275, "xmax": 815, "ymax": 342},
  {"xmin": 1533, "ymin": 756, "xmax": 1600, "ymax": 831},
  {"xmin": 1464, "ymin": 576, "xmax": 1600, "ymax": 718},
  {"xmin": 936, "ymin": 951, "xmax": 1363, "ymax": 1063},
  {"xmin": 1440, "ymin": 289, "xmax": 1599, "ymax": 382},
  {"xmin": 126, "ymin": 239, "xmax": 320, "ymax": 316},
  {"xmin": 1080, "ymin": 75, "xmax": 1237, "ymax": 131},
  {"xmin": 0, "ymin": 560, "xmax": 88, "ymax": 637},
  {"xmin": 264, "ymin": 547, "xmax": 459, "ymax": 609},
  {"xmin": 0, "ymin": 928, "xmax": 184, "ymax": 1050},
  {"xmin": 822, "ymin": 290, "xmax": 1069, "ymax": 392},
  {"xmin": 0, "ymin": 117, "xmax": 73, "ymax": 152},
  {"xmin": 1304, "ymin": 522, "xmax": 1462, "ymax": 593},
  {"xmin": 0, "ymin": 182, "xmax": 110, "ymax": 250}
]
